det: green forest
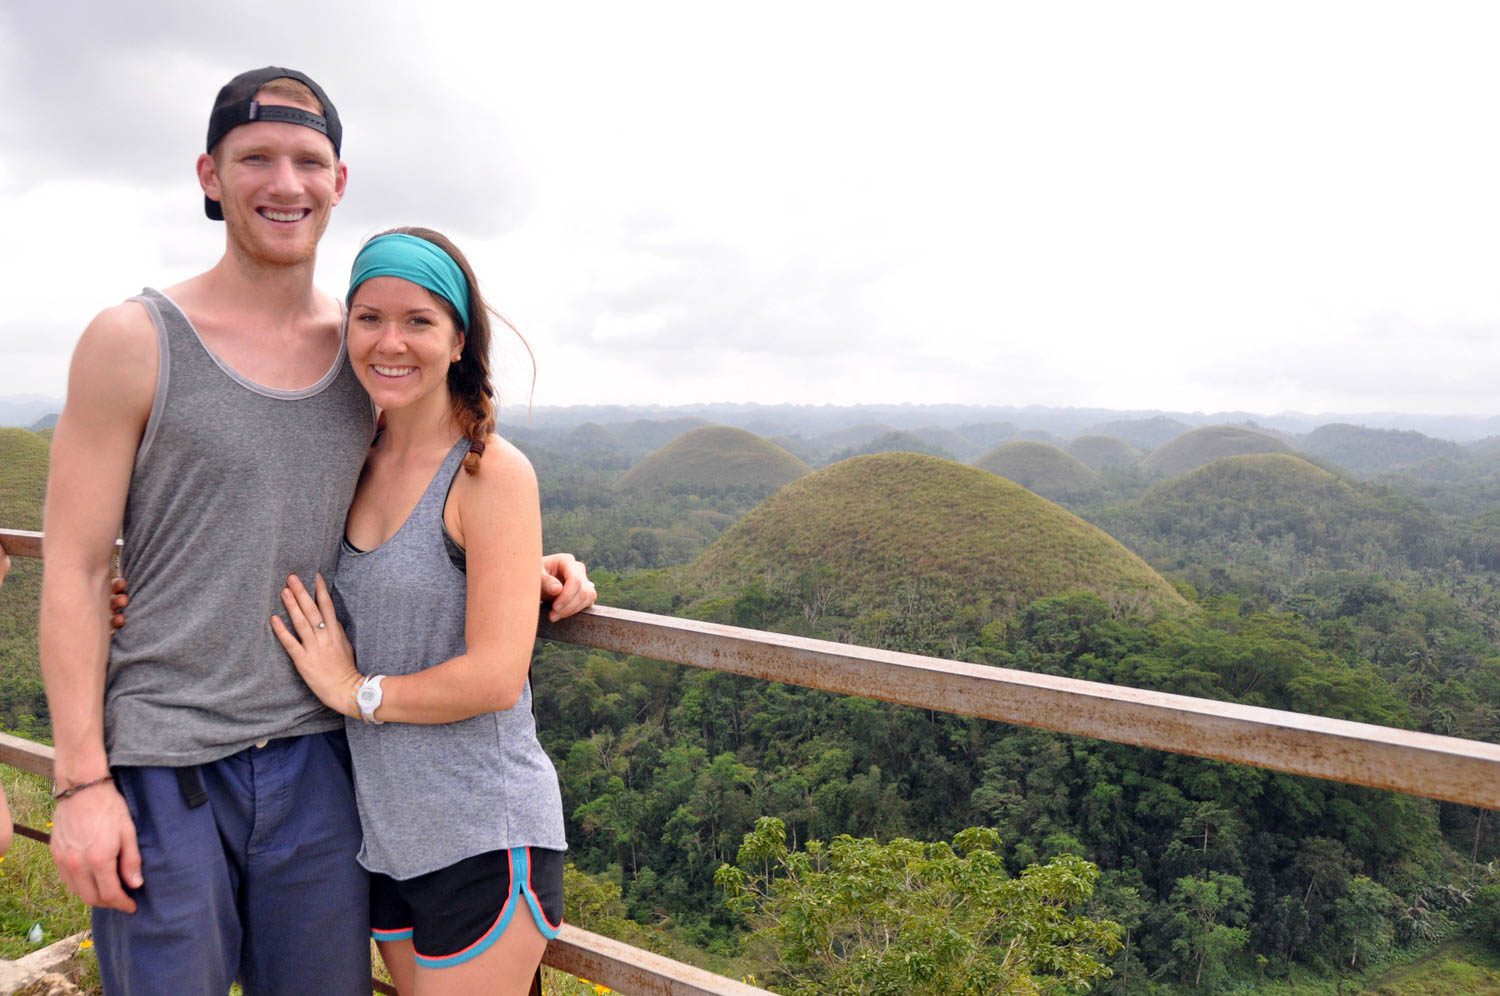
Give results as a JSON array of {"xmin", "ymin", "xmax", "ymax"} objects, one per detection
[{"xmin": 2, "ymin": 412, "xmax": 1499, "ymax": 993}]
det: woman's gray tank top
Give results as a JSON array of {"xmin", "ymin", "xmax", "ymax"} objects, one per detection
[
  {"xmin": 334, "ymin": 438, "xmax": 566, "ymax": 879},
  {"xmin": 105, "ymin": 288, "xmax": 373, "ymax": 766}
]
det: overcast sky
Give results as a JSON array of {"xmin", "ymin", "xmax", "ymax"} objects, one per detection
[{"xmin": 5, "ymin": 1, "xmax": 1500, "ymax": 417}]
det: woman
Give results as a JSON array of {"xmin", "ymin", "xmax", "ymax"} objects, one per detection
[{"xmin": 271, "ymin": 228, "xmax": 566, "ymax": 994}]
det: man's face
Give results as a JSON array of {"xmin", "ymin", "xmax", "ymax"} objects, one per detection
[{"xmin": 198, "ymin": 96, "xmax": 347, "ymax": 267}]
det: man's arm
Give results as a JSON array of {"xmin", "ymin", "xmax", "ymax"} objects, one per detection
[{"xmin": 39, "ymin": 302, "xmax": 156, "ymax": 912}]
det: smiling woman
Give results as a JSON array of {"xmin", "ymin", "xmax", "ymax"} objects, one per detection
[{"xmin": 271, "ymin": 226, "xmax": 562, "ymax": 994}]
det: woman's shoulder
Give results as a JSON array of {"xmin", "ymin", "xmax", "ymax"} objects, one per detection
[{"xmin": 457, "ymin": 433, "xmax": 537, "ymax": 501}]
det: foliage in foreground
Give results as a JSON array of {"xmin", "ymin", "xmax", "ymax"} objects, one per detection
[{"xmin": 716, "ymin": 817, "xmax": 1121, "ymax": 994}]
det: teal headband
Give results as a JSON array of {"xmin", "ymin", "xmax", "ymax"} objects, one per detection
[{"xmin": 347, "ymin": 233, "xmax": 472, "ymax": 330}]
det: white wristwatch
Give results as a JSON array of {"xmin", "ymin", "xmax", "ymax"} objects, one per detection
[{"xmin": 355, "ymin": 674, "xmax": 386, "ymax": 724}]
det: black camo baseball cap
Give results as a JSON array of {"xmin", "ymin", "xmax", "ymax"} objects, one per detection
[{"xmin": 203, "ymin": 67, "xmax": 342, "ymax": 221}]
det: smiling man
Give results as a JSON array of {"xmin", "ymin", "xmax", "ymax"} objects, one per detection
[{"xmin": 39, "ymin": 67, "xmax": 594, "ymax": 993}]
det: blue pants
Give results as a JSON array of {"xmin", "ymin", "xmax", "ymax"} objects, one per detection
[{"xmin": 93, "ymin": 730, "xmax": 371, "ymax": 995}]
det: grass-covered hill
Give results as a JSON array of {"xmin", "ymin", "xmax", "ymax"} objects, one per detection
[
  {"xmin": 1065, "ymin": 434, "xmax": 1141, "ymax": 470},
  {"xmin": 1297, "ymin": 423, "xmax": 1461, "ymax": 476},
  {"xmin": 0, "ymin": 429, "xmax": 49, "ymax": 738},
  {"xmin": 1100, "ymin": 452, "xmax": 1446, "ymax": 575},
  {"xmin": 688, "ymin": 453, "xmax": 1186, "ymax": 642},
  {"xmin": 0, "ymin": 428, "xmax": 48, "ymax": 531},
  {"xmin": 1140, "ymin": 424, "xmax": 1290, "ymax": 477},
  {"xmin": 973, "ymin": 441, "xmax": 1101, "ymax": 501},
  {"xmin": 614, "ymin": 426, "xmax": 811, "ymax": 499}
]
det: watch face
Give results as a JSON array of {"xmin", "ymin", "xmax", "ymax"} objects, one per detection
[{"xmin": 358, "ymin": 686, "xmax": 378, "ymax": 707}]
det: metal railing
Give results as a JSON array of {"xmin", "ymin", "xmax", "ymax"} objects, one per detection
[{"xmin": 4, "ymin": 526, "xmax": 1499, "ymax": 992}]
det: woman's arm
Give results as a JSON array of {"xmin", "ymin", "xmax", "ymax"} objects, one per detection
[{"xmin": 273, "ymin": 439, "xmax": 544, "ymax": 724}]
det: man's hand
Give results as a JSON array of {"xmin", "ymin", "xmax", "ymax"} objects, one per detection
[
  {"xmin": 0, "ymin": 538, "xmax": 9, "ymax": 589},
  {"xmin": 541, "ymin": 553, "xmax": 596, "ymax": 622},
  {"xmin": 50, "ymin": 782, "xmax": 143, "ymax": 913}
]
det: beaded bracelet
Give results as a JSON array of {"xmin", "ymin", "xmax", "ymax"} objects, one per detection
[{"xmin": 52, "ymin": 774, "xmax": 114, "ymax": 801}]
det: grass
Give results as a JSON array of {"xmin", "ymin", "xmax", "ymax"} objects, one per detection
[
  {"xmin": 615, "ymin": 425, "xmax": 810, "ymax": 497},
  {"xmin": 692, "ymin": 451, "xmax": 1187, "ymax": 622},
  {"xmin": 974, "ymin": 440, "xmax": 1101, "ymax": 498},
  {"xmin": 0, "ymin": 769, "xmax": 90, "ymax": 962},
  {"xmin": 1141, "ymin": 424, "xmax": 1292, "ymax": 478}
]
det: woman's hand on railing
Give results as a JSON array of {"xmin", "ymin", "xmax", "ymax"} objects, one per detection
[
  {"xmin": 271, "ymin": 573, "xmax": 361, "ymax": 718},
  {"xmin": 541, "ymin": 552, "xmax": 596, "ymax": 622}
]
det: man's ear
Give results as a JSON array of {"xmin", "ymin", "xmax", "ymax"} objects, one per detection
[
  {"xmin": 331, "ymin": 161, "xmax": 348, "ymax": 207},
  {"xmin": 197, "ymin": 153, "xmax": 221, "ymax": 206}
]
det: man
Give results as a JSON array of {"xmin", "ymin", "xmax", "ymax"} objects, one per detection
[{"xmin": 39, "ymin": 67, "xmax": 594, "ymax": 992}]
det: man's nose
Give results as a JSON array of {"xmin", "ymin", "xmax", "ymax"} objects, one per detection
[{"xmin": 265, "ymin": 157, "xmax": 304, "ymax": 196}]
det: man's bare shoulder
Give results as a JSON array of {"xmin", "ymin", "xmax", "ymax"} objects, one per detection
[
  {"xmin": 67, "ymin": 299, "xmax": 158, "ymax": 420},
  {"xmin": 79, "ymin": 299, "xmax": 155, "ymax": 353}
]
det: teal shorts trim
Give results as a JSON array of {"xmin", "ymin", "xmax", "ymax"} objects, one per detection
[{"xmin": 370, "ymin": 846, "xmax": 564, "ymax": 968}]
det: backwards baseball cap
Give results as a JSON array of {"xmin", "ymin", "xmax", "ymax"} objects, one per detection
[{"xmin": 203, "ymin": 66, "xmax": 342, "ymax": 221}]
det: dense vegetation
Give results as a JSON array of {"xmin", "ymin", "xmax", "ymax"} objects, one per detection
[{"xmin": 3, "ymin": 414, "xmax": 1499, "ymax": 993}]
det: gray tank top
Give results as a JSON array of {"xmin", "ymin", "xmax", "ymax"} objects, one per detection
[
  {"xmin": 104, "ymin": 288, "xmax": 373, "ymax": 766},
  {"xmin": 335, "ymin": 438, "xmax": 566, "ymax": 879}
]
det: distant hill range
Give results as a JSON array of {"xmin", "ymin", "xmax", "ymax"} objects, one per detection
[
  {"xmin": 690, "ymin": 452, "xmax": 1186, "ymax": 633},
  {"xmin": 1296, "ymin": 423, "xmax": 1462, "ymax": 476},
  {"xmin": 614, "ymin": 426, "xmax": 810, "ymax": 498},
  {"xmin": 1100, "ymin": 453, "xmax": 1446, "ymax": 573},
  {"xmin": 830, "ymin": 430, "xmax": 953, "ymax": 462},
  {"xmin": 1141, "ymin": 425, "xmax": 1290, "ymax": 477},
  {"xmin": 974, "ymin": 442, "xmax": 1101, "ymax": 501}
]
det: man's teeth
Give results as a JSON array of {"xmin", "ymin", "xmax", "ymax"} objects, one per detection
[
  {"xmin": 374, "ymin": 365, "xmax": 414, "ymax": 377},
  {"xmin": 261, "ymin": 209, "xmax": 305, "ymax": 222}
]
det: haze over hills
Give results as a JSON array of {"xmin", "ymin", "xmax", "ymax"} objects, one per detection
[
  {"xmin": 690, "ymin": 452, "xmax": 1186, "ymax": 634},
  {"xmin": 829, "ymin": 429, "xmax": 953, "ymax": 462},
  {"xmin": 614, "ymin": 426, "xmax": 811, "ymax": 498},
  {"xmin": 973, "ymin": 441, "xmax": 1101, "ymax": 502},
  {"xmin": 1140, "ymin": 425, "xmax": 1291, "ymax": 477}
]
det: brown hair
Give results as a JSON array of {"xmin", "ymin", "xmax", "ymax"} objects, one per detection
[
  {"xmin": 257, "ymin": 77, "xmax": 323, "ymax": 113},
  {"xmin": 370, "ymin": 226, "xmax": 535, "ymax": 474}
]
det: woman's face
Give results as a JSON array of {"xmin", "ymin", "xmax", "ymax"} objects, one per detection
[{"xmin": 348, "ymin": 276, "xmax": 464, "ymax": 414}]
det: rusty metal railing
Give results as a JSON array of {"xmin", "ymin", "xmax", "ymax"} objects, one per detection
[{"xmin": 538, "ymin": 607, "xmax": 1500, "ymax": 811}]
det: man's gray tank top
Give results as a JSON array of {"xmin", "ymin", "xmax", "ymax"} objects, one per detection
[
  {"xmin": 335, "ymin": 438, "xmax": 566, "ymax": 879},
  {"xmin": 104, "ymin": 288, "xmax": 373, "ymax": 766}
]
